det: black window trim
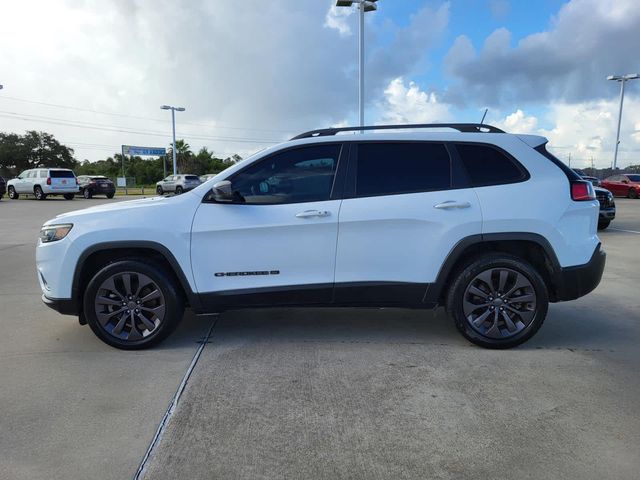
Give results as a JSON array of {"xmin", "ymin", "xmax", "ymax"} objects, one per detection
[
  {"xmin": 202, "ymin": 142, "xmax": 348, "ymax": 205},
  {"xmin": 452, "ymin": 141, "xmax": 531, "ymax": 188},
  {"xmin": 534, "ymin": 142, "xmax": 579, "ymax": 182},
  {"xmin": 343, "ymin": 140, "xmax": 470, "ymax": 200}
]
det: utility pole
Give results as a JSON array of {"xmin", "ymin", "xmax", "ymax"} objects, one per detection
[
  {"xmin": 160, "ymin": 105, "xmax": 186, "ymax": 175},
  {"xmin": 335, "ymin": 1, "xmax": 379, "ymax": 129},
  {"xmin": 607, "ymin": 73, "xmax": 639, "ymax": 170}
]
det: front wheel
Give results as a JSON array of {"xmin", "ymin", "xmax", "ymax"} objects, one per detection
[
  {"xmin": 64, "ymin": 193, "xmax": 75, "ymax": 200},
  {"xmin": 83, "ymin": 260, "xmax": 184, "ymax": 349},
  {"xmin": 629, "ymin": 189, "xmax": 638, "ymax": 199},
  {"xmin": 83, "ymin": 188, "xmax": 92, "ymax": 199},
  {"xmin": 8, "ymin": 186, "xmax": 18, "ymax": 199},
  {"xmin": 598, "ymin": 220, "xmax": 611, "ymax": 230},
  {"xmin": 106, "ymin": 192, "xmax": 115, "ymax": 199},
  {"xmin": 446, "ymin": 254, "xmax": 549, "ymax": 349},
  {"xmin": 156, "ymin": 185, "xmax": 164, "ymax": 195}
]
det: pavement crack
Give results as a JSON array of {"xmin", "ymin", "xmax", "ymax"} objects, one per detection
[{"xmin": 132, "ymin": 316, "xmax": 218, "ymax": 480}]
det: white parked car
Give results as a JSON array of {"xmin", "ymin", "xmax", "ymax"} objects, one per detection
[
  {"xmin": 8, "ymin": 168, "xmax": 79, "ymax": 200},
  {"xmin": 36, "ymin": 123, "xmax": 605, "ymax": 349},
  {"xmin": 156, "ymin": 174, "xmax": 201, "ymax": 195}
]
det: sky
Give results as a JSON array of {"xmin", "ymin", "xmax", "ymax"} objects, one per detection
[{"xmin": 0, "ymin": 0, "xmax": 639, "ymax": 169}]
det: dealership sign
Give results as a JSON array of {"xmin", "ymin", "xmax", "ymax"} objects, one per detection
[{"xmin": 122, "ymin": 145, "xmax": 166, "ymax": 156}]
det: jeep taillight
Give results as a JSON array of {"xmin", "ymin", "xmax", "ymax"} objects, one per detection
[
  {"xmin": 46, "ymin": 177, "xmax": 51, "ymax": 185},
  {"xmin": 571, "ymin": 181, "xmax": 595, "ymax": 201}
]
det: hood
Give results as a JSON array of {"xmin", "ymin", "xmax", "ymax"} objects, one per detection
[
  {"xmin": 593, "ymin": 186, "xmax": 612, "ymax": 194},
  {"xmin": 46, "ymin": 195, "xmax": 174, "ymax": 224}
]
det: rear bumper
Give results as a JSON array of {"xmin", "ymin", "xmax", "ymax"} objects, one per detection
[
  {"xmin": 42, "ymin": 294, "xmax": 78, "ymax": 316},
  {"xmin": 554, "ymin": 244, "xmax": 606, "ymax": 302}
]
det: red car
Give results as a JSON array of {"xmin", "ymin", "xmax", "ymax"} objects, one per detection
[{"xmin": 601, "ymin": 174, "xmax": 640, "ymax": 199}]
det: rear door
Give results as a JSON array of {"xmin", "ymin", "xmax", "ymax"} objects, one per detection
[{"xmin": 334, "ymin": 141, "xmax": 482, "ymax": 305}]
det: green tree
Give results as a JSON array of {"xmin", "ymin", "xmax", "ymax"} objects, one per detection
[{"xmin": 0, "ymin": 130, "xmax": 78, "ymax": 177}]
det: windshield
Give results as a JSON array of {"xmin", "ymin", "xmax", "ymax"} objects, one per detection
[{"xmin": 627, "ymin": 174, "xmax": 640, "ymax": 182}]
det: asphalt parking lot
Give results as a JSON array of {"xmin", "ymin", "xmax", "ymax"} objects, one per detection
[{"xmin": 1, "ymin": 195, "xmax": 639, "ymax": 480}]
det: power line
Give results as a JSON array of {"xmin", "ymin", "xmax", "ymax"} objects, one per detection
[
  {"xmin": 0, "ymin": 110, "xmax": 280, "ymax": 144},
  {"xmin": 0, "ymin": 95, "xmax": 291, "ymax": 134}
]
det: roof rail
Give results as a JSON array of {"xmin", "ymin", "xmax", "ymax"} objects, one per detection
[{"xmin": 290, "ymin": 123, "xmax": 505, "ymax": 140}]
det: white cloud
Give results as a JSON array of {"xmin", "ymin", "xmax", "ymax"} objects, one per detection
[
  {"xmin": 379, "ymin": 77, "xmax": 452, "ymax": 124},
  {"xmin": 494, "ymin": 109, "xmax": 538, "ymax": 134},
  {"xmin": 490, "ymin": 97, "xmax": 640, "ymax": 168},
  {"xmin": 324, "ymin": 5, "xmax": 353, "ymax": 37}
]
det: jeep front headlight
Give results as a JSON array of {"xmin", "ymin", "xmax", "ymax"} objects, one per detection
[{"xmin": 39, "ymin": 224, "xmax": 73, "ymax": 243}]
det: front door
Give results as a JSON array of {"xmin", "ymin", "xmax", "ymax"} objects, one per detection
[{"xmin": 191, "ymin": 143, "xmax": 346, "ymax": 309}]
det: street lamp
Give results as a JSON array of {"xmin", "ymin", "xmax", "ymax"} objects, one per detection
[
  {"xmin": 160, "ymin": 104, "xmax": 185, "ymax": 175},
  {"xmin": 607, "ymin": 73, "xmax": 639, "ymax": 170},
  {"xmin": 335, "ymin": 0, "xmax": 379, "ymax": 129}
]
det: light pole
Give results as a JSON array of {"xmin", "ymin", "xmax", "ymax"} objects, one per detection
[
  {"xmin": 607, "ymin": 74, "xmax": 639, "ymax": 170},
  {"xmin": 160, "ymin": 105, "xmax": 185, "ymax": 175},
  {"xmin": 335, "ymin": 0, "xmax": 379, "ymax": 129}
]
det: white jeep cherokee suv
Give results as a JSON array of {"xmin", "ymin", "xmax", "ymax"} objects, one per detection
[{"xmin": 37, "ymin": 124, "xmax": 605, "ymax": 350}]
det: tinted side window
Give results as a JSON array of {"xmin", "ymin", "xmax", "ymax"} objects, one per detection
[
  {"xmin": 355, "ymin": 142, "xmax": 451, "ymax": 197},
  {"xmin": 231, "ymin": 144, "xmax": 341, "ymax": 204},
  {"xmin": 457, "ymin": 144, "xmax": 527, "ymax": 187}
]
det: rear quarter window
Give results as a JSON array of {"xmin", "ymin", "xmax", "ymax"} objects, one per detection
[{"xmin": 456, "ymin": 143, "xmax": 528, "ymax": 187}]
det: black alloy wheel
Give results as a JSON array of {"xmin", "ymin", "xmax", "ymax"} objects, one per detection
[
  {"xmin": 446, "ymin": 254, "xmax": 549, "ymax": 349},
  {"xmin": 84, "ymin": 260, "xmax": 184, "ymax": 349}
]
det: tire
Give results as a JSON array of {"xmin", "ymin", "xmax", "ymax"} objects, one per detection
[
  {"xmin": 64, "ymin": 193, "xmax": 75, "ymax": 200},
  {"xmin": 8, "ymin": 186, "xmax": 18, "ymax": 199},
  {"xmin": 34, "ymin": 186, "xmax": 47, "ymax": 200},
  {"xmin": 175, "ymin": 186, "xmax": 183, "ymax": 195},
  {"xmin": 598, "ymin": 220, "xmax": 611, "ymax": 230},
  {"xmin": 0, "ymin": 194, "xmax": 3, "ymax": 200},
  {"xmin": 446, "ymin": 254, "xmax": 549, "ymax": 349},
  {"xmin": 156, "ymin": 185, "xmax": 164, "ymax": 195},
  {"xmin": 106, "ymin": 192, "xmax": 115, "ymax": 199},
  {"xmin": 83, "ymin": 259, "xmax": 184, "ymax": 350},
  {"xmin": 629, "ymin": 189, "xmax": 638, "ymax": 199},
  {"xmin": 83, "ymin": 188, "xmax": 92, "ymax": 199}
]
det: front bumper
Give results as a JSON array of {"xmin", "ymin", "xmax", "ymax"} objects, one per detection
[
  {"xmin": 554, "ymin": 244, "xmax": 606, "ymax": 302},
  {"xmin": 42, "ymin": 294, "xmax": 78, "ymax": 316},
  {"xmin": 599, "ymin": 208, "xmax": 615, "ymax": 221}
]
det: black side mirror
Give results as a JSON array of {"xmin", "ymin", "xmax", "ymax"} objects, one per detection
[{"xmin": 212, "ymin": 180, "xmax": 235, "ymax": 202}]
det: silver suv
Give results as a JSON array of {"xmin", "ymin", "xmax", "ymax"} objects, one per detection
[{"xmin": 156, "ymin": 174, "xmax": 201, "ymax": 195}]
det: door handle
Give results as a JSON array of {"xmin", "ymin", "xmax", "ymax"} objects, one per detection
[
  {"xmin": 434, "ymin": 201, "xmax": 471, "ymax": 210},
  {"xmin": 295, "ymin": 210, "xmax": 331, "ymax": 218}
]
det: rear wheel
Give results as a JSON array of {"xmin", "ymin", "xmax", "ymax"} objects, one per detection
[
  {"xmin": 83, "ymin": 188, "xmax": 92, "ymax": 199},
  {"xmin": 629, "ymin": 189, "xmax": 638, "ymax": 199},
  {"xmin": 8, "ymin": 186, "xmax": 18, "ymax": 199},
  {"xmin": 598, "ymin": 220, "xmax": 611, "ymax": 230},
  {"xmin": 156, "ymin": 185, "xmax": 163, "ymax": 195},
  {"xmin": 175, "ymin": 186, "xmax": 183, "ymax": 194},
  {"xmin": 446, "ymin": 254, "xmax": 549, "ymax": 349},
  {"xmin": 34, "ymin": 186, "xmax": 47, "ymax": 200},
  {"xmin": 64, "ymin": 193, "xmax": 75, "ymax": 200},
  {"xmin": 106, "ymin": 192, "xmax": 115, "ymax": 199},
  {"xmin": 83, "ymin": 259, "xmax": 184, "ymax": 349}
]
